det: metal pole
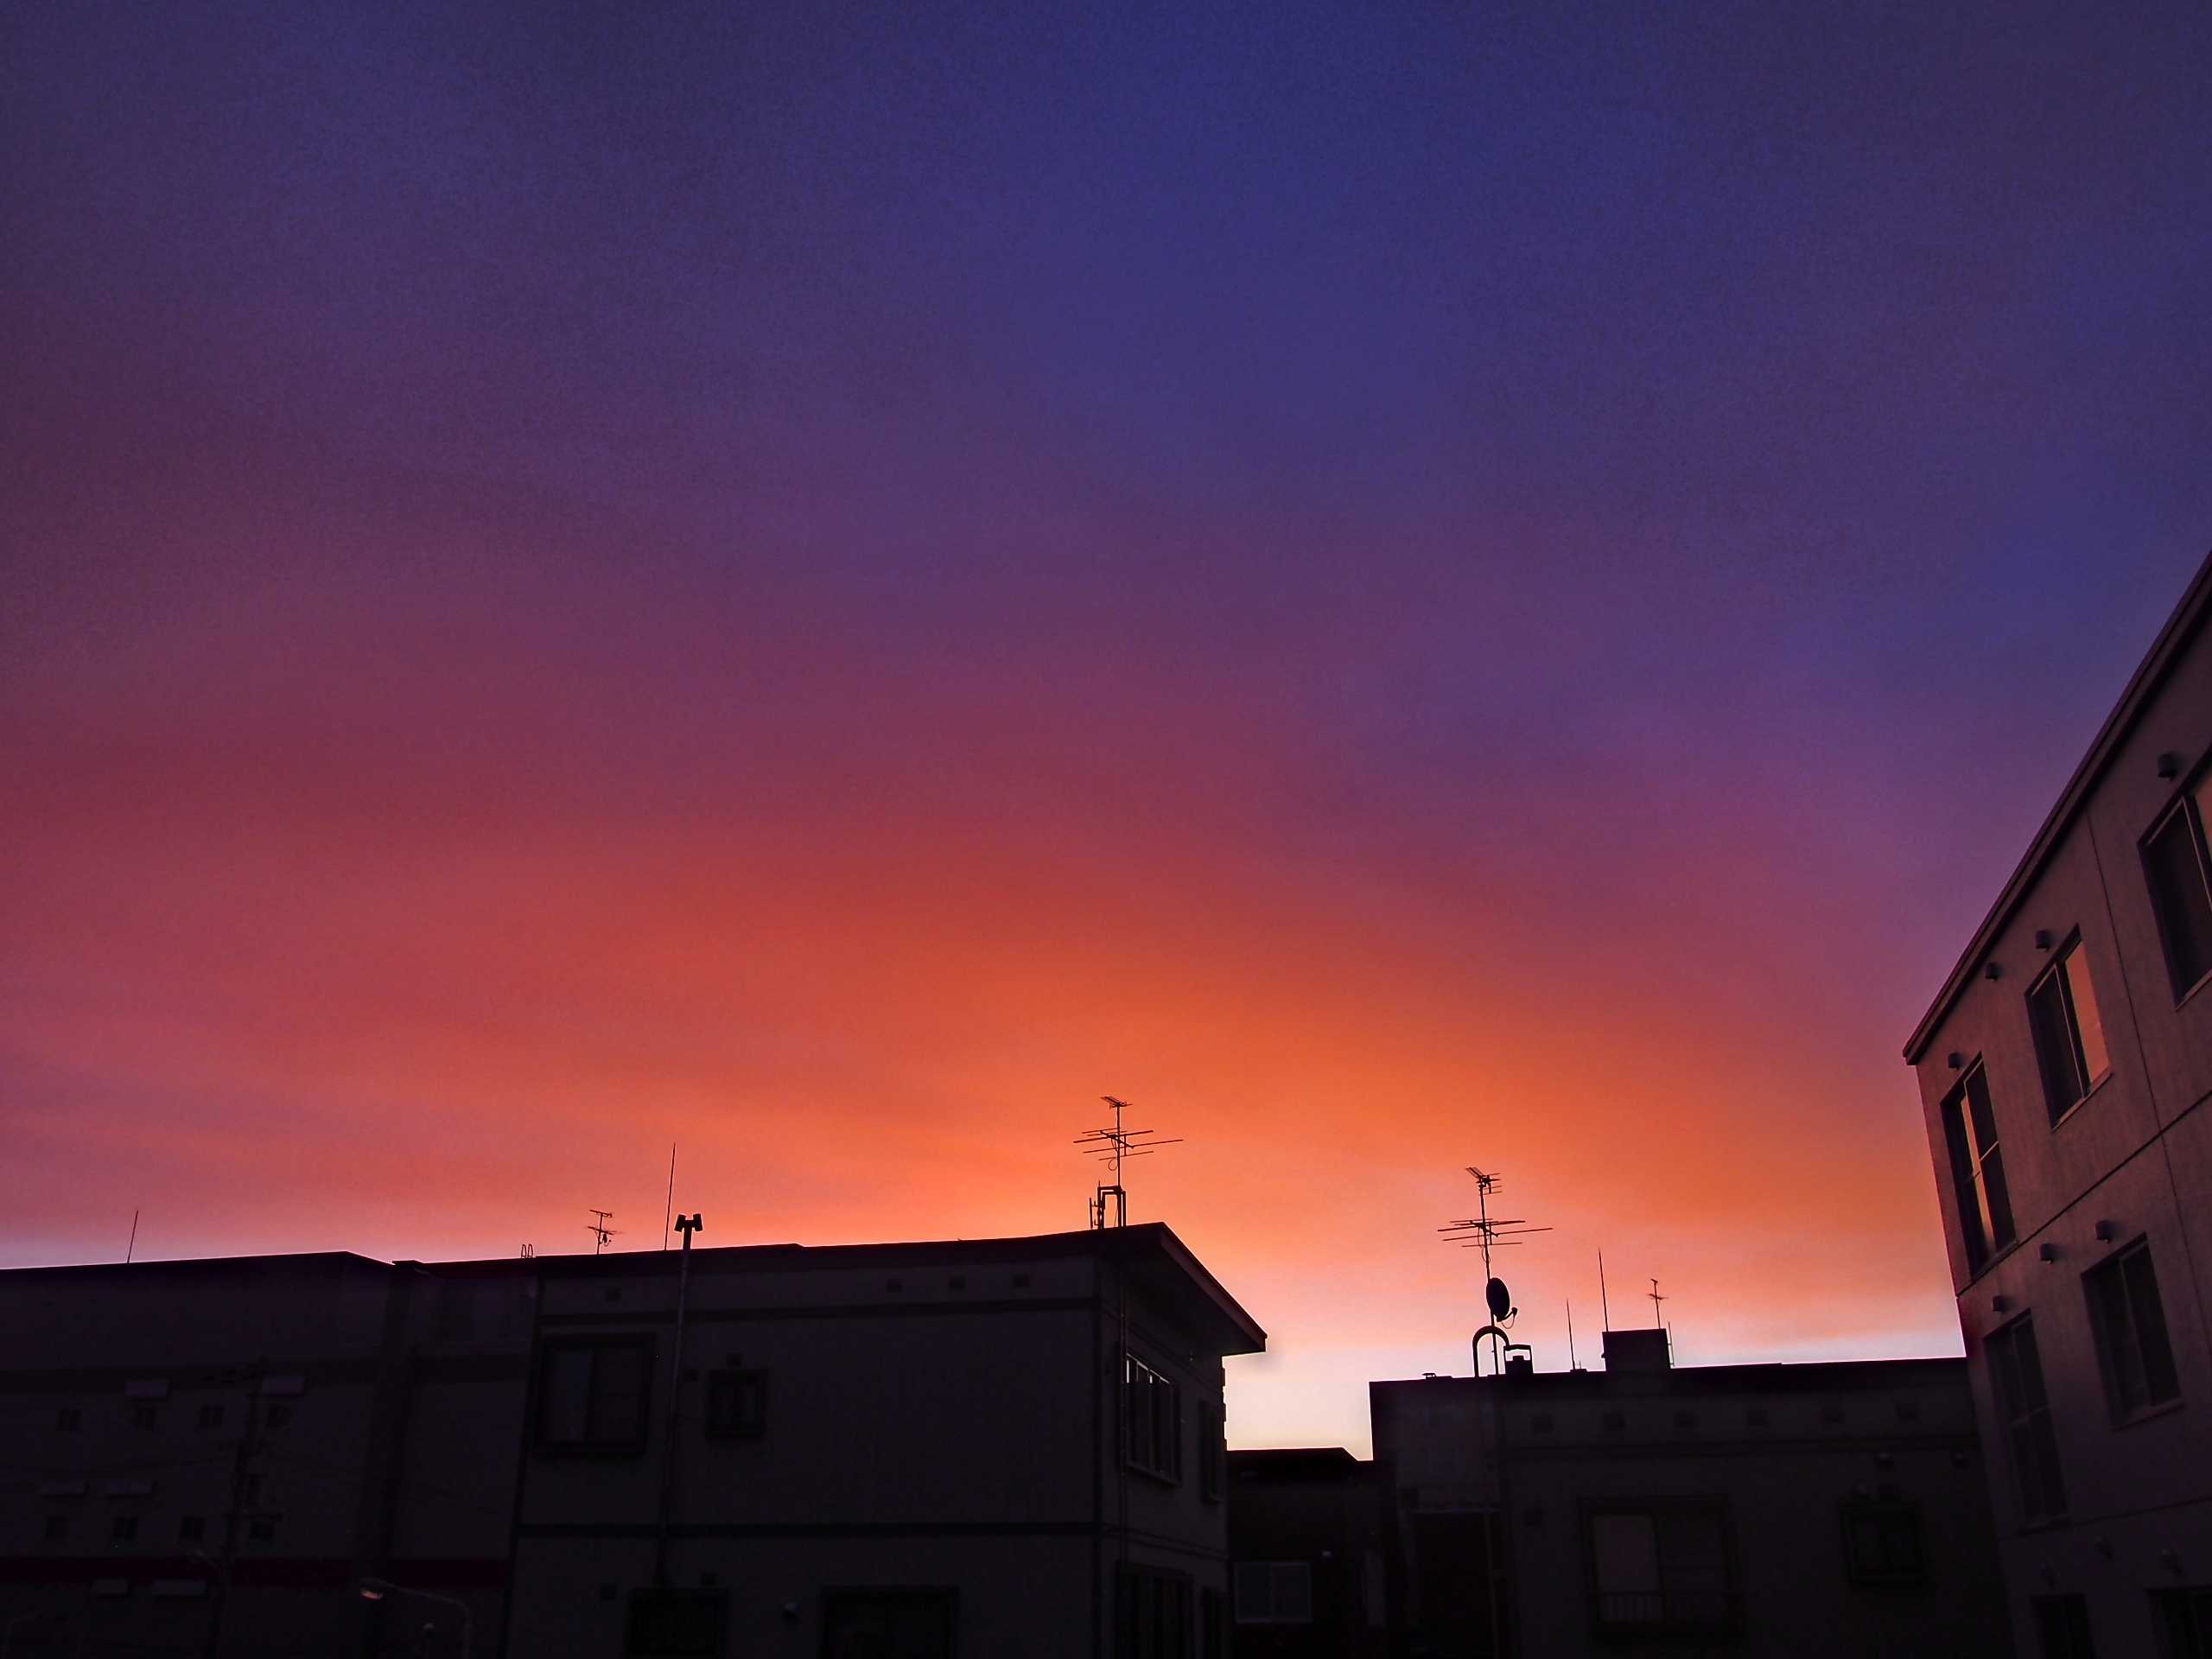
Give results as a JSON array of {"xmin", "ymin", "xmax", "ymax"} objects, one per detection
[
  {"xmin": 200, "ymin": 1362, "xmax": 264, "ymax": 1659},
  {"xmin": 653, "ymin": 1215, "xmax": 702, "ymax": 1586}
]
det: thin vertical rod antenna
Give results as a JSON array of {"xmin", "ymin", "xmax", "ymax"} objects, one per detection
[
  {"xmin": 125, "ymin": 1210, "xmax": 139, "ymax": 1265},
  {"xmin": 1566, "ymin": 1299, "xmax": 1576, "ymax": 1370},
  {"xmin": 1599, "ymin": 1250, "xmax": 1611, "ymax": 1332},
  {"xmin": 663, "ymin": 1142, "xmax": 677, "ymax": 1252}
]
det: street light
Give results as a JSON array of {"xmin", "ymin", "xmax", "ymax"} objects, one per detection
[{"xmin": 359, "ymin": 1577, "xmax": 472, "ymax": 1659}]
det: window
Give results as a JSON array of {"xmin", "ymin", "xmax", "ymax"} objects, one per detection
[
  {"xmin": 626, "ymin": 1588, "xmax": 728, "ymax": 1657},
  {"xmin": 264, "ymin": 1402, "xmax": 291, "ymax": 1430},
  {"xmin": 179, "ymin": 1516, "xmax": 206, "ymax": 1543},
  {"xmin": 703, "ymin": 1367, "xmax": 766, "ymax": 1440},
  {"xmin": 1124, "ymin": 1356, "xmax": 1182, "ymax": 1481},
  {"xmin": 2032, "ymin": 1592, "xmax": 2095, "ymax": 1658},
  {"xmin": 1987, "ymin": 1315, "xmax": 2066, "ymax": 1523},
  {"xmin": 2029, "ymin": 936, "xmax": 2113, "ymax": 1119},
  {"xmin": 131, "ymin": 1404, "xmax": 160, "ymax": 1430},
  {"xmin": 1116, "ymin": 1565, "xmax": 1192, "ymax": 1659},
  {"xmin": 1942, "ymin": 1063, "xmax": 2015, "ymax": 1270},
  {"xmin": 197, "ymin": 1403, "xmax": 226, "ymax": 1431},
  {"xmin": 56, "ymin": 1407, "xmax": 80, "ymax": 1432},
  {"xmin": 820, "ymin": 1589, "xmax": 954, "ymax": 1659},
  {"xmin": 1198, "ymin": 1402, "xmax": 1224, "ymax": 1502},
  {"xmin": 111, "ymin": 1516, "xmax": 137, "ymax": 1543},
  {"xmin": 2154, "ymin": 1587, "xmax": 2212, "ymax": 1657},
  {"xmin": 1841, "ymin": 1498, "xmax": 1926, "ymax": 1584},
  {"xmin": 537, "ymin": 1337, "xmax": 653, "ymax": 1450},
  {"xmin": 43, "ymin": 1514, "xmax": 67, "ymax": 1541},
  {"xmin": 1586, "ymin": 1503, "xmax": 1735, "ymax": 1633},
  {"xmin": 247, "ymin": 1514, "xmax": 276, "ymax": 1542},
  {"xmin": 1232, "ymin": 1562, "xmax": 1313, "ymax": 1624},
  {"xmin": 2145, "ymin": 773, "xmax": 2212, "ymax": 1000},
  {"xmin": 2085, "ymin": 1240, "xmax": 2181, "ymax": 1421}
]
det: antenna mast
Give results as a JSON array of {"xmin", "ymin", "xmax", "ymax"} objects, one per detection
[
  {"xmin": 1074, "ymin": 1096, "xmax": 1182, "ymax": 1228},
  {"xmin": 587, "ymin": 1209, "xmax": 620, "ymax": 1254},
  {"xmin": 1438, "ymin": 1166, "xmax": 1551, "ymax": 1376}
]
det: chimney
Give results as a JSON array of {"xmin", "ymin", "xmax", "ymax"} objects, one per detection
[{"xmin": 1602, "ymin": 1328, "xmax": 1670, "ymax": 1374}]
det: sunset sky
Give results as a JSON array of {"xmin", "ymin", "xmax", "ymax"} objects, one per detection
[{"xmin": 5, "ymin": 2, "xmax": 2211, "ymax": 1454}]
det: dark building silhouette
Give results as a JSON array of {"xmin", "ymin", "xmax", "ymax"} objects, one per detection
[
  {"xmin": 1365, "ymin": 1332, "xmax": 2009, "ymax": 1657},
  {"xmin": 1224, "ymin": 1448, "xmax": 1382, "ymax": 1657},
  {"xmin": 0, "ymin": 1224, "xmax": 1264, "ymax": 1657},
  {"xmin": 1904, "ymin": 546, "xmax": 2212, "ymax": 1656}
]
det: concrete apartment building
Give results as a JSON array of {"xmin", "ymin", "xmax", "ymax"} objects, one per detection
[
  {"xmin": 1365, "ymin": 1331, "xmax": 2007, "ymax": 1657},
  {"xmin": 1222, "ymin": 1448, "xmax": 1382, "ymax": 1658},
  {"xmin": 0, "ymin": 1222, "xmax": 1265, "ymax": 1659},
  {"xmin": 1904, "ymin": 547, "xmax": 2212, "ymax": 1658}
]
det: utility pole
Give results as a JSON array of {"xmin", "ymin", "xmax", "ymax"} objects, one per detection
[
  {"xmin": 200, "ymin": 1361, "xmax": 264, "ymax": 1659},
  {"xmin": 652, "ymin": 1214, "xmax": 702, "ymax": 1588}
]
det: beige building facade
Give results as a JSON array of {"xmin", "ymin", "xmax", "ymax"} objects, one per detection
[{"xmin": 1904, "ymin": 548, "xmax": 2212, "ymax": 1657}]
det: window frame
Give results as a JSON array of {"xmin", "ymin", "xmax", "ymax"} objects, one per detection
[
  {"xmin": 1231, "ymin": 1560, "xmax": 1314, "ymax": 1626},
  {"xmin": 1986, "ymin": 1313, "xmax": 2067, "ymax": 1526},
  {"xmin": 1942, "ymin": 1060, "xmax": 2015, "ymax": 1274},
  {"xmin": 1840, "ymin": 1497, "xmax": 1928, "ymax": 1586},
  {"xmin": 2152, "ymin": 1586, "xmax": 2212, "ymax": 1658},
  {"xmin": 534, "ymin": 1334, "xmax": 656, "ymax": 1454},
  {"xmin": 1582, "ymin": 1497, "xmax": 1739, "ymax": 1637},
  {"xmin": 2143, "ymin": 766, "xmax": 2212, "ymax": 1005},
  {"xmin": 702, "ymin": 1366, "xmax": 767, "ymax": 1441},
  {"xmin": 1123, "ymin": 1353, "xmax": 1183, "ymax": 1484},
  {"xmin": 2082, "ymin": 1236, "xmax": 2183, "ymax": 1424},
  {"xmin": 1198, "ymin": 1401, "xmax": 1224, "ymax": 1503},
  {"xmin": 2027, "ymin": 932, "xmax": 2113, "ymax": 1123}
]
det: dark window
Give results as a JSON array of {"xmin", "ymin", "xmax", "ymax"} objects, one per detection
[
  {"xmin": 2085, "ymin": 1240, "xmax": 2181, "ymax": 1421},
  {"xmin": 703, "ymin": 1367, "xmax": 766, "ymax": 1440},
  {"xmin": 247, "ymin": 1514, "xmax": 276, "ymax": 1541},
  {"xmin": 111, "ymin": 1515, "xmax": 137, "ymax": 1543},
  {"xmin": 1841, "ymin": 1499, "xmax": 1926, "ymax": 1584},
  {"xmin": 43, "ymin": 1514, "xmax": 67, "ymax": 1541},
  {"xmin": 537, "ymin": 1337, "xmax": 653, "ymax": 1450},
  {"xmin": 1125, "ymin": 1356, "xmax": 1182, "ymax": 1482},
  {"xmin": 1117, "ymin": 1565, "xmax": 1192, "ymax": 1659},
  {"xmin": 1198, "ymin": 1402, "xmax": 1224, "ymax": 1502},
  {"xmin": 264, "ymin": 1402, "xmax": 291, "ymax": 1430},
  {"xmin": 56, "ymin": 1407, "xmax": 81, "ymax": 1432},
  {"xmin": 2145, "ymin": 775, "xmax": 2212, "ymax": 1001},
  {"xmin": 625, "ymin": 1588, "xmax": 727, "ymax": 1658},
  {"xmin": 1942, "ymin": 1063, "xmax": 2015, "ymax": 1270},
  {"xmin": 1587, "ymin": 1502, "xmax": 1736, "ymax": 1633},
  {"xmin": 131, "ymin": 1404, "xmax": 160, "ymax": 1430},
  {"xmin": 1988, "ymin": 1315, "xmax": 2066, "ymax": 1523},
  {"xmin": 2154, "ymin": 1587, "xmax": 2212, "ymax": 1657},
  {"xmin": 823, "ymin": 1589, "xmax": 955, "ymax": 1659},
  {"xmin": 2029, "ymin": 935, "xmax": 2113, "ymax": 1120},
  {"xmin": 197, "ymin": 1403, "xmax": 225, "ymax": 1431},
  {"xmin": 179, "ymin": 1516, "xmax": 206, "ymax": 1543},
  {"xmin": 2032, "ymin": 1592, "xmax": 2095, "ymax": 1658},
  {"xmin": 1232, "ymin": 1562, "xmax": 1313, "ymax": 1624}
]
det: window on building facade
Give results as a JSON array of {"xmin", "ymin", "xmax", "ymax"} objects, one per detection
[
  {"xmin": 1942, "ymin": 1063, "xmax": 2014, "ymax": 1270},
  {"xmin": 110, "ymin": 1516, "xmax": 137, "ymax": 1543},
  {"xmin": 264, "ymin": 1402, "xmax": 291, "ymax": 1430},
  {"xmin": 247, "ymin": 1514, "xmax": 276, "ymax": 1542},
  {"xmin": 1987, "ymin": 1315, "xmax": 2066, "ymax": 1523},
  {"xmin": 1232, "ymin": 1562, "xmax": 1313, "ymax": 1624},
  {"xmin": 537, "ymin": 1337, "xmax": 653, "ymax": 1450},
  {"xmin": 197, "ymin": 1403, "xmax": 225, "ymax": 1432},
  {"xmin": 2085, "ymin": 1240, "xmax": 2181, "ymax": 1421},
  {"xmin": 2029, "ymin": 935, "xmax": 2113, "ymax": 1119},
  {"xmin": 703, "ymin": 1367, "xmax": 766, "ymax": 1440},
  {"xmin": 1586, "ymin": 1502, "xmax": 1735, "ymax": 1633},
  {"xmin": 179, "ymin": 1516, "xmax": 206, "ymax": 1543},
  {"xmin": 1198, "ymin": 1402, "xmax": 1224, "ymax": 1502},
  {"xmin": 1841, "ymin": 1498, "xmax": 1926, "ymax": 1584},
  {"xmin": 1116, "ymin": 1565, "xmax": 1192, "ymax": 1659},
  {"xmin": 2031, "ymin": 1592, "xmax": 2095, "ymax": 1658},
  {"xmin": 131, "ymin": 1404, "xmax": 160, "ymax": 1431},
  {"xmin": 2153, "ymin": 1587, "xmax": 2212, "ymax": 1658},
  {"xmin": 43, "ymin": 1514, "xmax": 67, "ymax": 1541},
  {"xmin": 2146, "ymin": 774, "xmax": 2212, "ymax": 1001},
  {"xmin": 1124, "ymin": 1356, "xmax": 1182, "ymax": 1482}
]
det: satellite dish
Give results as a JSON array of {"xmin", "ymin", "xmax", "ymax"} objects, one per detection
[{"xmin": 1485, "ymin": 1277, "xmax": 1512, "ymax": 1322}]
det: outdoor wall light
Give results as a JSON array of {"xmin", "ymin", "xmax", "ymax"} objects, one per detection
[
  {"xmin": 2094, "ymin": 1220, "xmax": 2115, "ymax": 1242},
  {"xmin": 1992, "ymin": 1294, "xmax": 2011, "ymax": 1313},
  {"xmin": 1948, "ymin": 1052, "xmax": 1964, "ymax": 1070},
  {"xmin": 2038, "ymin": 1243, "xmax": 2059, "ymax": 1263},
  {"xmin": 2158, "ymin": 752, "xmax": 2181, "ymax": 779},
  {"xmin": 2034, "ymin": 930, "xmax": 2053, "ymax": 950},
  {"xmin": 1984, "ymin": 962, "xmax": 2003, "ymax": 980}
]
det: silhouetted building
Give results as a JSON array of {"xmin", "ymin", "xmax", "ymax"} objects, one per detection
[
  {"xmin": 1904, "ymin": 546, "xmax": 2212, "ymax": 1657},
  {"xmin": 0, "ymin": 1223, "xmax": 1265, "ymax": 1658},
  {"xmin": 1224, "ymin": 1448, "xmax": 1382, "ymax": 1657},
  {"xmin": 1369, "ymin": 1334, "xmax": 2008, "ymax": 1656}
]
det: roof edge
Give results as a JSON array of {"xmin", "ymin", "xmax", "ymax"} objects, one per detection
[{"xmin": 1903, "ymin": 544, "xmax": 2212, "ymax": 1064}]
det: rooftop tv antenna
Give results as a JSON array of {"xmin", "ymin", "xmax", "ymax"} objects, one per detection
[
  {"xmin": 587, "ymin": 1209, "xmax": 620, "ymax": 1254},
  {"xmin": 1075, "ymin": 1096, "xmax": 1182, "ymax": 1228},
  {"xmin": 1439, "ymin": 1166, "xmax": 1552, "ymax": 1376},
  {"xmin": 1649, "ymin": 1277, "xmax": 1667, "ymax": 1327}
]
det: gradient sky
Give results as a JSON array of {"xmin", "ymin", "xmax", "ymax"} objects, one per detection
[{"xmin": 5, "ymin": 1, "xmax": 2210, "ymax": 1455}]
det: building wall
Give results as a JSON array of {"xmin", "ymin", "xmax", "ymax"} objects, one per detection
[{"xmin": 1910, "ymin": 595, "xmax": 2212, "ymax": 1657}]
